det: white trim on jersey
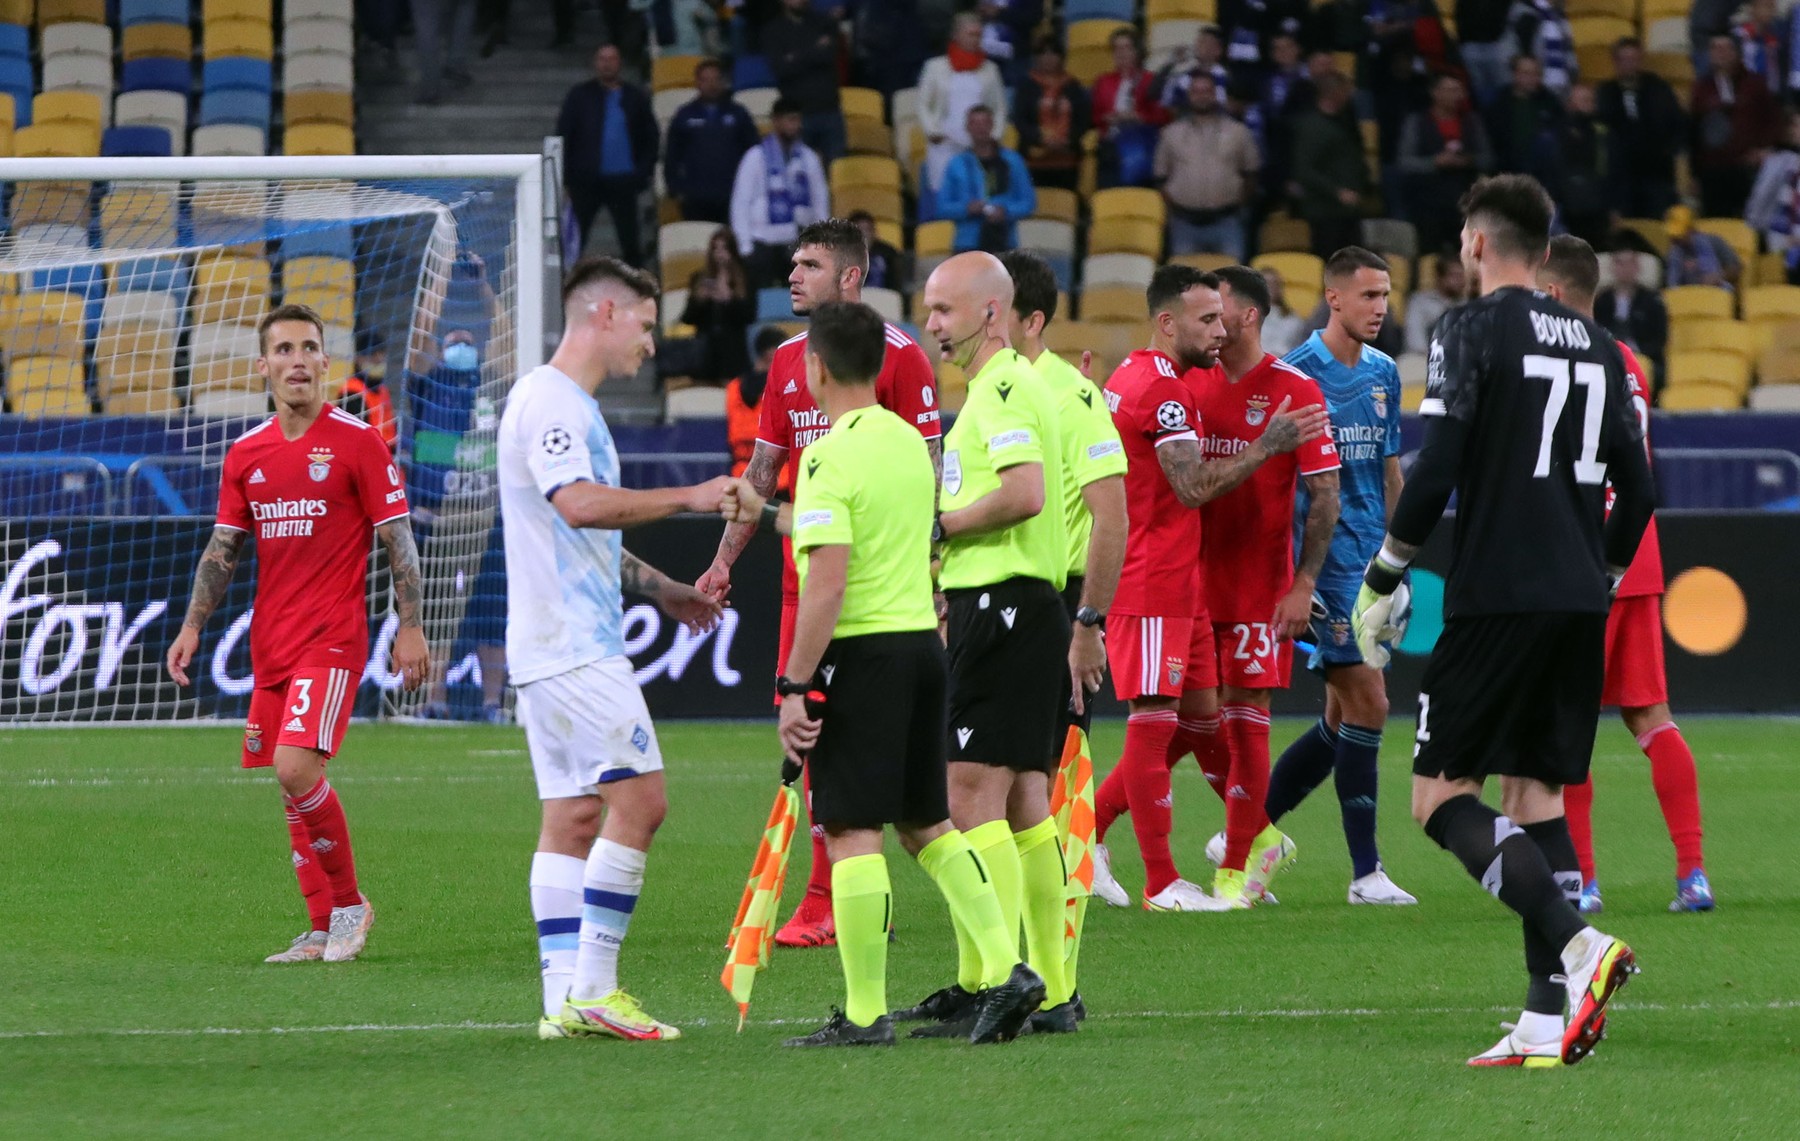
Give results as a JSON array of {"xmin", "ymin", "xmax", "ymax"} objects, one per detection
[
  {"xmin": 316, "ymin": 667, "xmax": 351, "ymax": 752},
  {"xmin": 1268, "ymin": 357, "xmax": 1313, "ymax": 380},
  {"xmin": 884, "ymin": 322, "xmax": 913, "ymax": 347},
  {"xmin": 1419, "ymin": 397, "xmax": 1447, "ymax": 417},
  {"xmin": 214, "ymin": 522, "xmax": 249, "ymax": 533},
  {"xmin": 370, "ymin": 509, "xmax": 411, "ymax": 528},
  {"xmin": 327, "ymin": 407, "xmax": 375, "ymax": 431},
  {"xmin": 234, "ymin": 419, "xmax": 277, "ymax": 444},
  {"xmin": 1153, "ymin": 430, "xmax": 1199, "ymax": 446},
  {"xmin": 752, "ymin": 435, "xmax": 791, "ymax": 451},
  {"xmin": 1141, "ymin": 617, "xmax": 1162, "ymax": 696},
  {"xmin": 778, "ymin": 330, "xmax": 808, "ymax": 349}
]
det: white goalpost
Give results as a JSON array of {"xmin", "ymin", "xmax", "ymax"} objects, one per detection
[{"xmin": 0, "ymin": 154, "xmax": 553, "ymax": 724}]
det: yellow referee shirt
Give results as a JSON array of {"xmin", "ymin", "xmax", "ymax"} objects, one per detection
[
  {"xmin": 938, "ymin": 348, "xmax": 1068, "ymax": 592},
  {"xmin": 1034, "ymin": 349, "xmax": 1126, "ymax": 579},
  {"xmin": 792, "ymin": 404, "xmax": 939, "ymax": 637}
]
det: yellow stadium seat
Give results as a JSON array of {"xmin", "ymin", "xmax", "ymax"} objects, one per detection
[
  {"xmin": 1575, "ymin": 44, "xmax": 1615, "ymax": 83},
  {"xmin": 122, "ymin": 22, "xmax": 193, "ymax": 60},
  {"xmin": 1616, "ymin": 217, "xmax": 1670, "ymax": 256},
  {"xmin": 10, "ymin": 180, "xmax": 93, "ymax": 227},
  {"xmin": 13, "ymin": 123, "xmax": 98, "ymax": 157},
  {"xmin": 1694, "ymin": 217, "xmax": 1757, "ymax": 270},
  {"xmin": 1068, "ymin": 46, "xmax": 1112, "ymax": 87},
  {"xmin": 101, "ymin": 185, "xmax": 179, "ymax": 248},
  {"xmin": 845, "ymin": 118, "xmax": 892, "ymax": 156},
  {"xmin": 284, "ymin": 122, "xmax": 354, "ymax": 155},
  {"xmin": 1565, "ymin": 0, "xmax": 1632, "ymax": 16},
  {"xmin": 1757, "ymin": 335, "xmax": 1800, "ymax": 385},
  {"xmin": 1568, "ymin": 14, "xmax": 1634, "ymax": 47},
  {"xmin": 5, "ymin": 356, "xmax": 90, "ymax": 416},
  {"xmin": 37, "ymin": 0, "xmax": 106, "ymax": 25},
  {"xmin": 34, "ymin": 89, "xmax": 103, "ymax": 131},
  {"xmin": 1, "ymin": 292, "xmax": 87, "ymax": 364},
  {"xmin": 1658, "ymin": 381, "xmax": 1743, "ymax": 411},
  {"xmin": 1033, "ymin": 187, "xmax": 1079, "ymax": 225},
  {"xmin": 1090, "ymin": 186, "xmax": 1165, "ymax": 226},
  {"xmin": 875, "ymin": 219, "xmax": 902, "ymax": 253},
  {"xmin": 840, "ymin": 87, "xmax": 884, "ymax": 125},
  {"xmin": 1258, "ymin": 214, "xmax": 1311, "ymax": 254},
  {"xmin": 1171, "ymin": 251, "xmax": 1237, "ymax": 272},
  {"xmin": 1089, "ymin": 216, "xmax": 1162, "ymax": 258},
  {"xmin": 1646, "ymin": 51, "xmax": 1695, "ymax": 87},
  {"xmin": 0, "ymin": 0, "xmax": 31, "ymax": 20},
  {"xmin": 1252, "ymin": 251, "xmax": 1325, "ymax": 295},
  {"xmin": 1146, "ymin": 0, "xmax": 1216, "ymax": 21},
  {"xmin": 1081, "ymin": 284, "xmax": 1145, "ymax": 324},
  {"xmin": 104, "ymin": 385, "xmax": 184, "ymax": 415},
  {"xmin": 205, "ymin": 0, "xmax": 271, "ymax": 20},
  {"xmin": 1743, "ymin": 285, "xmax": 1800, "ymax": 324},
  {"xmin": 98, "ymin": 343, "xmax": 177, "ymax": 396},
  {"xmin": 652, "ymin": 54, "xmax": 704, "ymax": 93},
  {"xmin": 1668, "ymin": 318, "xmax": 1752, "ymax": 358},
  {"xmin": 914, "ymin": 220, "xmax": 956, "ymax": 256},
  {"xmin": 1666, "ymin": 350, "xmax": 1752, "ymax": 393},
  {"xmin": 285, "ymin": 89, "xmax": 356, "ymax": 129},
  {"xmin": 284, "ymin": 256, "xmax": 356, "ymax": 326},
  {"xmin": 829, "ymin": 155, "xmax": 901, "ymax": 194},
  {"xmin": 832, "ymin": 186, "xmax": 901, "ymax": 225},
  {"xmin": 1068, "ymin": 19, "xmax": 1131, "ymax": 53},
  {"xmin": 1661, "ymin": 285, "xmax": 1734, "ymax": 321},
  {"xmin": 0, "ymin": 117, "xmax": 12, "ymax": 158},
  {"xmin": 203, "ymin": 18, "xmax": 275, "ymax": 60},
  {"xmin": 193, "ymin": 255, "xmax": 273, "ymax": 325}
]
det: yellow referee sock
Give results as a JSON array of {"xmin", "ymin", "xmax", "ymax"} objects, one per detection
[
  {"xmin": 966, "ymin": 819, "xmax": 1023, "ymax": 954},
  {"xmin": 1014, "ymin": 817, "xmax": 1071, "ymax": 1008},
  {"xmin": 831, "ymin": 854, "xmax": 891, "ymax": 1028},
  {"xmin": 917, "ymin": 829, "xmax": 1015, "ymax": 989}
]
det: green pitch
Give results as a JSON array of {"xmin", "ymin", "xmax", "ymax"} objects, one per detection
[{"xmin": 2, "ymin": 718, "xmax": 1795, "ymax": 1139}]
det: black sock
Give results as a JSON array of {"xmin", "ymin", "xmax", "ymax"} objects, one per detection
[
  {"xmin": 1423, "ymin": 795, "xmax": 1588, "ymax": 955},
  {"xmin": 1265, "ymin": 717, "xmax": 1338, "ymax": 823},
  {"xmin": 1520, "ymin": 818, "xmax": 1584, "ymax": 1015}
]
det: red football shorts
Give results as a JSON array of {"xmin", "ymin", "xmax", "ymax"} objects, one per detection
[
  {"xmin": 1602, "ymin": 594, "xmax": 1668, "ymax": 709},
  {"xmin": 242, "ymin": 665, "xmax": 359, "ymax": 768},
  {"xmin": 1106, "ymin": 613, "xmax": 1218, "ymax": 701},
  {"xmin": 1213, "ymin": 621, "xmax": 1294, "ymax": 689}
]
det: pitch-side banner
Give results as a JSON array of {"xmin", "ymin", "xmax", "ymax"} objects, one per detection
[{"xmin": 2, "ymin": 515, "xmax": 1795, "ymax": 721}]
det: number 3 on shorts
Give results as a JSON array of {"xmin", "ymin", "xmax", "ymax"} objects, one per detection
[
  {"xmin": 1232, "ymin": 623, "xmax": 1274, "ymax": 660},
  {"xmin": 289, "ymin": 678, "xmax": 314, "ymax": 717}
]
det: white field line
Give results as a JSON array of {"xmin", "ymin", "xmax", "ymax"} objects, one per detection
[{"xmin": 2, "ymin": 1000, "xmax": 1794, "ymax": 1041}]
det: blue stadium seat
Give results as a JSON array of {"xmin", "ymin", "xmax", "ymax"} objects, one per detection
[
  {"xmin": 199, "ymin": 87, "xmax": 271, "ymax": 128},
  {"xmin": 0, "ymin": 23, "xmax": 29, "ymax": 60},
  {"xmin": 102, "ymin": 124, "xmax": 174, "ymax": 156},
  {"xmin": 756, "ymin": 287, "xmax": 795, "ymax": 321},
  {"xmin": 281, "ymin": 224, "xmax": 356, "ymax": 261},
  {"xmin": 1, "ymin": 58, "xmax": 32, "ymax": 126},
  {"xmin": 732, "ymin": 53, "xmax": 775, "ymax": 91},
  {"xmin": 122, "ymin": 57, "xmax": 192, "ymax": 94},
  {"xmin": 29, "ymin": 264, "xmax": 107, "ymax": 341},
  {"xmin": 112, "ymin": 256, "xmax": 191, "ymax": 304},
  {"xmin": 203, "ymin": 57, "xmax": 274, "ymax": 94},
  {"xmin": 121, "ymin": 0, "xmax": 192, "ymax": 27},
  {"xmin": 1063, "ymin": 0, "xmax": 1135, "ymax": 19}
]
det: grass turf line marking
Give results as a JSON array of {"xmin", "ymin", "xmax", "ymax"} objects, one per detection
[{"xmin": 3, "ymin": 1000, "xmax": 1794, "ymax": 1040}]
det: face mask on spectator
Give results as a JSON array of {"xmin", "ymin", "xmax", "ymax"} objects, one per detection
[{"xmin": 443, "ymin": 342, "xmax": 480, "ymax": 372}]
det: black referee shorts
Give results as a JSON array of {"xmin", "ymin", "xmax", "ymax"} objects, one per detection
[
  {"xmin": 1056, "ymin": 577, "xmax": 1092, "ymax": 746},
  {"xmin": 945, "ymin": 576, "xmax": 1070, "ymax": 775},
  {"xmin": 809, "ymin": 630, "xmax": 951, "ymax": 829},
  {"xmin": 1412, "ymin": 611, "xmax": 1607, "ymax": 787}
]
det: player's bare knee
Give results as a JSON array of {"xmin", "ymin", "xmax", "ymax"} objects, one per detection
[
  {"xmin": 1498, "ymin": 777, "xmax": 1561, "ymax": 825},
  {"xmin": 1621, "ymin": 702, "xmax": 1672, "ymax": 739},
  {"xmin": 272, "ymin": 746, "xmax": 326, "ymax": 798}
]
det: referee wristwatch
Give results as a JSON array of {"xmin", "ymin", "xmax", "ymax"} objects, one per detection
[
  {"xmin": 774, "ymin": 676, "xmax": 812, "ymax": 698},
  {"xmin": 1075, "ymin": 606, "xmax": 1106, "ymax": 629}
]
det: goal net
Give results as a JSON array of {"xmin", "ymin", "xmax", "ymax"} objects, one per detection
[{"xmin": 1, "ymin": 155, "xmax": 547, "ymax": 724}]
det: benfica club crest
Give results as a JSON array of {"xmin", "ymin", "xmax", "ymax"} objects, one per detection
[
  {"xmin": 245, "ymin": 726, "xmax": 263, "ymax": 754},
  {"xmin": 1372, "ymin": 388, "xmax": 1388, "ymax": 419},
  {"xmin": 307, "ymin": 448, "xmax": 334, "ymax": 482},
  {"xmin": 1245, "ymin": 395, "xmax": 1271, "ymax": 427}
]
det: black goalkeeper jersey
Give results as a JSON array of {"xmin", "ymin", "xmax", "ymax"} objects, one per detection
[{"xmin": 1404, "ymin": 285, "xmax": 1652, "ymax": 618}]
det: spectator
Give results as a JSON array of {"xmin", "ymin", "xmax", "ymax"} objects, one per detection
[
  {"xmin": 1289, "ymin": 73, "xmax": 1370, "ymax": 258},
  {"xmin": 1663, "ymin": 203, "xmax": 1743, "ymax": 289},
  {"xmin": 729, "ymin": 97, "xmax": 831, "ymax": 288},
  {"xmin": 1485, "ymin": 55, "xmax": 1562, "ymax": 178},
  {"xmin": 977, "ymin": 0, "xmax": 1022, "ymax": 86},
  {"xmin": 1091, "ymin": 28, "xmax": 1171, "ymax": 188},
  {"xmin": 1595, "ymin": 244, "xmax": 1669, "ymax": 387},
  {"xmin": 1692, "ymin": 35, "xmax": 1782, "ymax": 218},
  {"xmin": 1597, "ymin": 37, "xmax": 1686, "ymax": 219},
  {"xmin": 850, "ymin": 0, "xmax": 931, "ymax": 98},
  {"xmin": 1545, "ymin": 82, "xmax": 1620, "ymax": 247},
  {"xmin": 679, "ymin": 227, "xmax": 755, "ymax": 383},
  {"xmin": 918, "ymin": 12, "xmax": 1008, "ymax": 192},
  {"xmin": 1371, "ymin": 42, "xmax": 1436, "ymax": 217},
  {"xmin": 727, "ymin": 326, "xmax": 793, "ymax": 483},
  {"xmin": 1260, "ymin": 267, "xmax": 1308, "ymax": 355},
  {"xmin": 1746, "ymin": 111, "xmax": 1800, "ymax": 280},
  {"xmin": 1013, "ymin": 35, "xmax": 1089, "ymax": 192},
  {"xmin": 1399, "ymin": 73, "xmax": 1495, "ymax": 254},
  {"xmin": 411, "ymin": 0, "xmax": 476, "ymax": 106},
  {"xmin": 1403, "ymin": 252, "xmax": 1467, "ymax": 354},
  {"xmin": 1155, "ymin": 73, "xmax": 1260, "ymax": 260},
  {"xmin": 1157, "ymin": 24, "xmax": 1233, "ymax": 110},
  {"xmin": 762, "ymin": 0, "xmax": 846, "ymax": 164},
  {"xmin": 849, "ymin": 210, "xmax": 908, "ymax": 292},
  {"xmin": 1257, "ymin": 32, "xmax": 1310, "ymax": 199},
  {"xmin": 477, "ymin": 0, "xmax": 574, "ymax": 54},
  {"xmin": 936, "ymin": 105, "xmax": 1036, "ymax": 254},
  {"xmin": 557, "ymin": 44, "xmax": 659, "ymax": 266},
  {"xmin": 1457, "ymin": 0, "xmax": 1515, "ymax": 102},
  {"xmin": 337, "ymin": 329, "xmax": 396, "ymax": 452},
  {"xmin": 1218, "ymin": 0, "xmax": 1307, "ymax": 71},
  {"xmin": 664, "ymin": 58, "xmax": 762, "ymax": 224},
  {"xmin": 1507, "ymin": 0, "xmax": 1576, "ymax": 96},
  {"xmin": 1736, "ymin": 0, "xmax": 1787, "ymax": 94}
]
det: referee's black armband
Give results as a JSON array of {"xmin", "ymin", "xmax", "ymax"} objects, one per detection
[{"xmin": 758, "ymin": 499, "xmax": 781, "ymax": 533}]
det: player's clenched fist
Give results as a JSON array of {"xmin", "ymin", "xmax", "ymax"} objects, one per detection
[
  {"xmin": 684, "ymin": 475, "xmax": 735, "ymax": 515},
  {"xmin": 718, "ymin": 477, "xmax": 767, "ymax": 525}
]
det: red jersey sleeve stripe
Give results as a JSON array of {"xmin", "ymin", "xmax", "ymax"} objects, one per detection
[
  {"xmin": 1299, "ymin": 457, "xmax": 1343, "ymax": 475},
  {"xmin": 370, "ymin": 509, "xmax": 411, "ymax": 527}
]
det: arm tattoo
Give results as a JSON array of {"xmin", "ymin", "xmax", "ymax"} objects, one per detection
[
  {"xmin": 1296, "ymin": 472, "xmax": 1340, "ymax": 580},
  {"xmin": 1384, "ymin": 537, "xmax": 1421, "ymax": 565},
  {"xmin": 377, "ymin": 519, "xmax": 425, "ymax": 629},
  {"xmin": 926, "ymin": 437, "xmax": 944, "ymax": 508},
  {"xmin": 713, "ymin": 442, "xmax": 786, "ymax": 568},
  {"xmin": 621, "ymin": 549, "xmax": 669, "ymax": 601},
  {"xmin": 1260, "ymin": 414, "xmax": 1301, "ymax": 454},
  {"xmin": 1157, "ymin": 437, "xmax": 1268, "ymax": 507},
  {"xmin": 182, "ymin": 527, "xmax": 246, "ymax": 629}
]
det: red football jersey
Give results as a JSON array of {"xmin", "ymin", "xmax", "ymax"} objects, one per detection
[
  {"xmin": 1611, "ymin": 342, "xmax": 1664, "ymax": 598},
  {"xmin": 216, "ymin": 407, "xmax": 410, "ymax": 685},
  {"xmin": 1194, "ymin": 354, "xmax": 1340, "ymax": 622},
  {"xmin": 1105, "ymin": 348, "xmax": 1206, "ymax": 618},
  {"xmin": 755, "ymin": 322, "xmax": 941, "ymax": 597}
]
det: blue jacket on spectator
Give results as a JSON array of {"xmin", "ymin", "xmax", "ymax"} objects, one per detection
[
  {"xmin": 936, "ymin": 146, "xmax": 1037, "ymax": 252},
  {"xmin": 665, "ymin": 94, "xmax": 763, "ymax": 210},
  {"xmin": 556, "ymin": 79, "xmax": 659, "ymax": 188}
]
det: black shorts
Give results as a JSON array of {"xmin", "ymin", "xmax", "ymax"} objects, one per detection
[
  {"xmin": 809, "ymin": 630, "xmax": 951, "ymax": 829},
  {"xmin": 1412, "ymin": 612, "xmax": 1606, "ymax": 786},
  {"xmin": 945, "ymin": 576, "xmax": 1070, "ymax": 775},
  {"xmin": 1056, "ymin": 577, "xmax": 1092, "ymax": 745}
]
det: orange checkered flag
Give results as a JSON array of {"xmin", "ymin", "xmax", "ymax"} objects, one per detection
[
  {"xmin": 722, "ymin": 781, "xmax": 801, "ymax": 1031},
  {"xmin": 1050, "ymin": 725, "xmax": 1096, "ymax": 972}
]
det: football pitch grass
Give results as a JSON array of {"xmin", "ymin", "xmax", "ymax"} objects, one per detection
[{"xmin": 2, "ymin": 717, "xmax": 1795, "ymax": 1139}]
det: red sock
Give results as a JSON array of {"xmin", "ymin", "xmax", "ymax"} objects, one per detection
[
  {"xmin": 790, "ymin": 763, "xmax": 833, "ymax": 922},
  {"xmin": 291, "ymin": 778, "xmax": 360, "ymax": 908},
  {"xmin": 1120, "ymin": 710, "xmax": 1181, "ymax": 895},
  {"xmin": 1095, "ymin": 765, "xmax": 1130, "ymax": 842},
  {"xmin": 1563, "ymin": 776, "xmax": 1597, "ymax": 883},
  {"xmin": 1641, "ymin": 722, "xmax": 1705, "ymax": 876},
  {"xmin": 1221, "ymin": 703, "xmax": 1272, "ymax": 871},
  {"xmin": 1178, "ymin": 714, "xmax": 1229, "ymax": 803},
  {"xmin": 285, "ymin": 805, "xmax": 332, "ymax": 932}
]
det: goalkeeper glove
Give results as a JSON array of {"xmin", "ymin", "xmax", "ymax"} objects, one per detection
[{"xmin": 1353, "ymin": 548, "xmax": 1411, "ymax": 669}]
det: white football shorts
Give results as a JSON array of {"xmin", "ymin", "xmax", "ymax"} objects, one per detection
[{"xmin": 516, "ymin": 656, "xmax": 665, "ymax": 800}]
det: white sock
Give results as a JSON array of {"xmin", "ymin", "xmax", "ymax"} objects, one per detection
[
  {"xmin": 1515, "ymin": 1010, "xmax": 1563, "ymax": 1044},
  {"xmin": 530, "ymin": 851, "xmax": 585, "ymax": 1018},
  {"xmin": 571, "ymin": 838, "xmax": 647, "ymax": 1000}
]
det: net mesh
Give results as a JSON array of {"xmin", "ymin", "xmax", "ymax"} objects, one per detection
[{"xmin": 1, "ymin": 173, "xmax": 523, "ymax": 723}]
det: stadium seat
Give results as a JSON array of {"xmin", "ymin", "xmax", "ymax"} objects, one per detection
[
  {"xmin": 284, "ymin": 121, "xmax": 353, "ymax": 154},
  {"xmin": 1253, "ymin": 252, "xmax": 1326, "ymax": 305},
  {"xmin": 1016, "ymin": 218, "xmax": 1075, "ymax": 259},
  {"xmin": 188, "ymin": 319, "xmax": 264, "ymax": 390},
  {"xmin": 1082, "ymin": 253, "xmax": 1156, "ymax": 289},
  {"xmin": 652, "ymin": 85, "xmax": 694, "ymax": 130},
  {"xmin": 122, "ymin": 0, "xmax": 190, "ymax": 23},
  {"xmin": 736, "ymin": 85, "xmax": 778, "ymax": 124},
  {"xmin": 206, "ymin": 57, "xmax": 275, "ymax": 95},
  {"xmin": 192, "ymin": 255, "xmax": 273, "ymax": 326},
  {"xmin": 1757, "ymin": 337, "xmax": 1800, "ymax": 386},
  {"xmin": 1032, "ymin": 187, "xmax": 1079, "ymax": 226},
  {"xmin": 1068, "ymin": 20, "xmax": 1131, "ymax": 85},
  {"xmin": 1065, "ymin": 0, "xmax": 1134, "ymax": 19},
  {"xmin": 0, "ymin": 290, "xmax": 87, "ymax": 363},
  {"xmin": 0, "ymin": 113, "xmax": 11, "ymax": 156},
  {"xmin": 829, "ymin": 155, "xmax": 901, "ymax": 195},
  {"xmin": 191, "ymin": 122, "xmax": 266, "ymax": 155},
  {"xmin": 845, "ymin": 116, "xmax": 892, "ymax": 157},
  {"xmin": 283, "ymin": 256, "xmax": 355, "ymax": 325},
  {"xmin": 1080, "ymin": 284, "xmax": 1144, "ymax": 324},
  {"xmin": 1090, "ymin": 216, "xmax": 1163, "ymax": 258},
  {"xmin": 37, "ymin": 0, "xmax": 106, "ymax": 25},
  {"xmin": 1644, "ymin": 17, "xmax": 1688, "ymax": 54},
  {"xmin": 1616, "ymin": 217, "xmax": 1671, "ymax": 255},
  {"xmin": 1596, "ymin": 251, "xmax": 1663, "ymax": 291},
  {"xmin": 652, "ymin": 54, "xmax": 703, "ymax": 93},
  {"xmin": 0, "ymin": 20, "xmax": 27, "ymax": 58},
  {"xmin": 97, "ymin": 289, "xmax": 177, "ymax": 359},
  {"xmin": 1662, "ymin": 285, "xmax": 1733, "ymax": 321},
  {"xmin": 1666, "ymin": 350, "xmax": 1752, "ymax": 394},
  {"xmin": 122, "ymin": 21, "xmax": 192, "ymax": 59},
  {"xmin": 1574, "ymin": 44, "xmax": 1615, "ymax": 82},
  {"xmin": 1749, "ymin": 382, "xmax": 1800, "ymax": 410},
  {"xmin": 1090, "ymin": 186, "xmax": 1164, "ymax": 226},
  {"xmin": 1742, "ymin": 284, "xmax": 1800, "ymax": 327},
  {"xmin": 1694, "ymin": 217, "xmax": 1757, "ymax": 271},
  {"xmin": 731, "ymin": 52, "xmax": 775, "ymax": 92},
  {"xmin": 283, "ymin": 51, "xmax": 353, "ymax": 91},
  {"xmin": 657, "ymin": 220, "xmax": 715, "ymax": 285},
  {"xmin": 122, "ymin": 57, "xmax": 193, "ymax": 94},
  {"xmin": 201, "ymin": 87, "xmax": 272, "ymax": 129},
  {"xmin": 855, "ymin": 286, "xmax": 901, "ymax": 323},
  {"xmin": 284, "ymin": 17, "xmax": 353, "ymax": 56},
  {"xmin": 1171, "ymin": 251, "xmax": 1236, "ymax": 272},
  {"xmin": 756, "ymin": 287, "xmax": 795, "ymax": 321},
  {"xmin": 285, "ymin": 88, "xmax": 354, "ymax": 129},
  {"xmin": 14, "ymin": 122, "xmax": 98, "ymax": 156},
  {"xmin": 284, "ymin": 0, "xmax": 355, "ymax": 19},
  {"xmin": 207, "ymin": 0, "xmax": 272, "ymax": 16},
  {"xmin": 1146, "ymin": 0, "xmax": 1217, "ymax": 21},
  {"xmin": 43, "ymin": 20, "xmax": 111, "ymax": 58},
  {"xmin": 6, "ymin": 356, "xmax": 90, "ymax": 416},
  {"xmin": 840, "ymin": 86, "xmax": 884, "ymax": 125},
  {"xmin": 102, "ymin": 124, "xmax": 173, "ymax": 155},
  {"xmin": 116, "ymin": 89, "xmax": 188, "ymax": 153},
  {"xmin": 204, "ymin": 19, "xmax": 275, "ymax": 61},
  {"xmin": 1258, "ymin": 214, "xmax": 1312, "ymax": 253},
  {"xmin": 101, "ymin": 184, "xmax": 179, "ymax": 248},
  {"xmin": 43, "ymin": 56, "xmax": 115, "ymax": 126},
  {"xmin": 664, "ymin": 382, "xmax": 727, "ymax": 420},
  {"xmin": 1360, "ymin": 218, "xmax": 1419, "ymax": 261},
  {"xmin": 833, "ymin": 186, "xmax": 902, "ymax": 225},
  {"xmin": 1668, "ymin": 318, "xmax": 1751, "ymax": 357},
  {"xmin": 1568, "ymin": 14, "xmax": 1633, "ymax": 47},
  {"xmin": 1145, "ymin": 18, "xmax": 1202, "ymax": 72},
  {"xmin": 33, "ymin": 89, "xmax": 102, "ymax": 134},
  {"xmin": 1658, "ymin": 381, "xmax": 1742, "ymax": 411}
]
